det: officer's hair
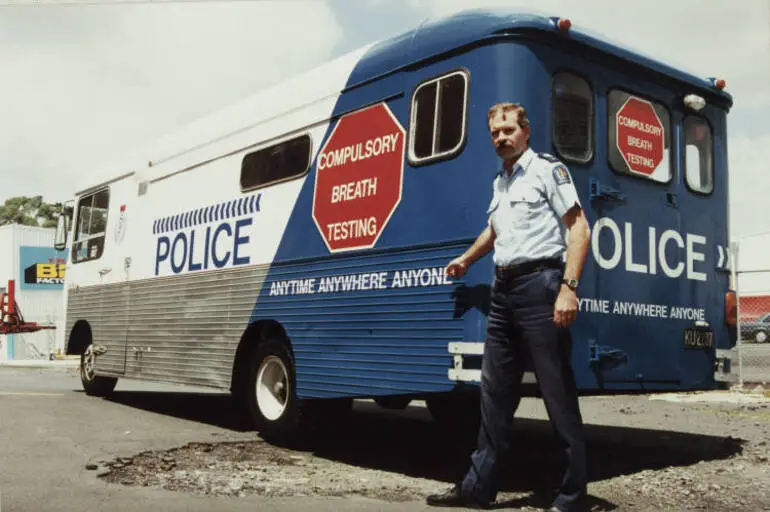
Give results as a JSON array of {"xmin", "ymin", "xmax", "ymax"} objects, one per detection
[{"xmin": 487, "ymin": 103, "xmax": 530, "ymax": 130}]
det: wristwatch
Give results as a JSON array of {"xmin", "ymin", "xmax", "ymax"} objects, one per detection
[{"xmin": 562, "ymin": 278, "xmax": 578, "ymax": 291}]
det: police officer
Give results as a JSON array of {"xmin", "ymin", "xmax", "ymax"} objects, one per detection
[{"xmin": 426, "ymin": 103, "xmax": 592, "ymax": 512}]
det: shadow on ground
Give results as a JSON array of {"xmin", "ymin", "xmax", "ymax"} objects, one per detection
[
  {"xmin": 102, "ymin": 390, "xmax": 743, "ymax": 510},
  {"xmin": 103, "ymin": 390, "xmax": 252, "ymax": 431}
]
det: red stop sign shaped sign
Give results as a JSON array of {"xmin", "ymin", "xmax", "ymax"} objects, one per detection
[
  {"xmin": 312, "ymin": 103, "xmax": 405, "ymax": 252},
  {"xmin": 616, "ymin": 97, "xmax": 665, "ymax": 176}
]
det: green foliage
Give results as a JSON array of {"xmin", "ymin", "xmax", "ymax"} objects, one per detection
[{"xmin": 0, "ymin": 196, "xmax": 68, "ymax": 228}]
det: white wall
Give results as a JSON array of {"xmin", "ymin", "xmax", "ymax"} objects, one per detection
[{"xmin": 0, "ymin": 224, "xmax": 66, "ymax": 359}]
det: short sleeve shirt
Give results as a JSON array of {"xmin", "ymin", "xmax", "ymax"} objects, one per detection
[{"xmin": 487, "ymin": 148, "xmax": 582, "ymax": 267}]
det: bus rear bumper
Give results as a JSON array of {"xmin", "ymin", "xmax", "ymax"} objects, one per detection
[{"xmin": 714, "ymin": 348, "xmax": 737, "ymax": 383}]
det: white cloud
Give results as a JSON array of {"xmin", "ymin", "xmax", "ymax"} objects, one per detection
[
  {"xmin": 728, "ymin": 132, "xmax": 770, "ymax": 239},
  {"xmin": 0, "ymin": 2, "xmax": 343, "ymax": 204}
]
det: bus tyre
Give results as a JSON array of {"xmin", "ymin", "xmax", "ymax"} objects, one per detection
[
  {"xmin": 80, "ymin": 344, "xmax": 118, "ymax": 397},
  {"xmin": 246, "ymin": 339, "xmax": 309, "ymax": 444}
]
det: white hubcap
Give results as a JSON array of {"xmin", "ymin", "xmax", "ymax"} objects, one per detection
[
  {"xmin": 757, "ymin": 332, "xmax": 767, "ymax": 343},
  {"xmin": 82, "ymin": 345, "xmax": 96, "ymax": 381},
  {"xmin": 256, "ymin": 356, "xmax": 289, "ymax": 421}
]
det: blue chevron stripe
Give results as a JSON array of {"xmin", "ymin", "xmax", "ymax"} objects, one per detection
[{"xmin": 152, "ymin": 193, "xmax": 262, "ymax": 233}]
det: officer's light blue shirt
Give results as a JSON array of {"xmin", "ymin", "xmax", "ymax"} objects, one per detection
[{"xmin": 487, "ymin": 148, "xmax": 581, "ymax": 267}]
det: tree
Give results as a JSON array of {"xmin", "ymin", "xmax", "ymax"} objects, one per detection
[{"xmin": 0, "ymin": 196, "xmax": 68, "ymax": 228}]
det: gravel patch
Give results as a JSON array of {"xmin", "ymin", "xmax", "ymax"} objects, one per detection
[
  {"xmin": 97, "ymin": 440, "xmax": 441, "ymax": 502},
  {"xmin": 93, "ymin": 392, "xmax": 770, "ymax": 511}
]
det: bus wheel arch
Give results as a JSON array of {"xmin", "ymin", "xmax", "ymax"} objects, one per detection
[
  {"xmin": 232, "ymin": 320, "xmax": 351, "ymax": 444},
  {"xmin": 66, "ymin": 320, "xmax": 92, "ymax": 356},
  {"xmin": 68, "ymin": 320, "xmax": 118, "ymax": 397},
  {"xmin": 231, "ymin": 320, "xmax": 291, "ymax": 400}
]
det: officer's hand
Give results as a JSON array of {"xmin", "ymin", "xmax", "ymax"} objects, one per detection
[
  {"xmin": 445, "ymin": 258, "xmax": 468, "ymax": 279},
  {"xmin": 554, "ymin": 287, "xmax": 578, "ymax": 327}
]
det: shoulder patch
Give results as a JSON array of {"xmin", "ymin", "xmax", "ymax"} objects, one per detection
[
  {"xmin": 553, "ymin": 165, "xmax": 571, "ymax": 185},
  {"xmin": 538, "ymin": 152, "xmax": 560, "ymax": 163}
]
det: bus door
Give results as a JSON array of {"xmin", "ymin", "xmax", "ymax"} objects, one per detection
[
  {"xmin": 671, "ymin": 101, "xmax": 726, "ymax": 386},
  {"xmin": 588, "ymin": 80, "xmax": 685, "ymax": 385}
]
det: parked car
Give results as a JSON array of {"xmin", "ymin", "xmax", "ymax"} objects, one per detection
[{"xmin": 741, "ymin": 312, "xmax": 770, "ymax": 343}]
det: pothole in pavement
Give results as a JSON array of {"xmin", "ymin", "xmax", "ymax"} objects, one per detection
[{"xmin": 92, "ymin": 440, "xmax": 444, "ymax": 502}]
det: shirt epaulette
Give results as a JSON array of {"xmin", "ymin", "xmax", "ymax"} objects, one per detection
[{"xmin": 537, "ymin": 152, "xmax": 561, "ymax": 164}]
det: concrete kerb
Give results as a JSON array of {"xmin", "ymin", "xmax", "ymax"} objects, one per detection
[{"xmin": 649, "ymin": 387, "xmax": 770, "ymax": 404}]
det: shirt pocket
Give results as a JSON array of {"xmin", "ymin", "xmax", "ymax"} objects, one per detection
[{"xmin": 509, "ymin": 189, "xmax": 544, "ymax": 225}]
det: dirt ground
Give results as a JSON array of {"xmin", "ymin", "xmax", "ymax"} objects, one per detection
[{"xmin": 97, "ymin": 389, "xmax": 770, "ymax": 511}]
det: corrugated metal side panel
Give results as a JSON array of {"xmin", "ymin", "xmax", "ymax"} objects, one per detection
[
  {"xmin": 11, "ymin": 331, "xmax": 56, "ymax": 358},
  {"xmin": 0, "ymin": 227, "xmax": 13, "ymax": 284},
  {"xmin": 0, "ymin": 226, "xmax": 62, "ymax": 359},
  {"xmin": 14, "ymin": 225, "xmax": 55, "ymax": 247},
  {"xmin": 98, "ymin": 282, "xmax": 129, "ymax": 374},
  {"xmin": 13, "ymin": 291, "xmax": 61, "ymax": 358},
  {"xmin": 124, "ymin": 265, "xmax": 269, "ymax": 389},
  {"xmin": 254, "ymin": 243, "xmax": 468, "ymax": 399},
  {"xmin": 0, "ymin": 225, "xmax": 57, "ymax": 282},
  {"xmin": 66, "ymin": 286, "xmax": 125, "ymax": 375}
]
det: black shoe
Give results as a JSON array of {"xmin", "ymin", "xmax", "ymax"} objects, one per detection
[
  {"xmin": 547, "ymin": 498, "xmax": 587, "ymax": 512},
  {"xmin": 425, "ymin": 484, "xmax": 492, "ymax": 509}
]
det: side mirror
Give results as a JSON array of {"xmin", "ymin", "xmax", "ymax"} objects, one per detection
[{"xmin": 54, "ymin": 213, "xmax": 68, "ymax": 251}]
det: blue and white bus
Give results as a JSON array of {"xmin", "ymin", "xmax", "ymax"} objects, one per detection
[{"xmin": 54, "ymin": 8, "xmax": 737, "ymax": 440}]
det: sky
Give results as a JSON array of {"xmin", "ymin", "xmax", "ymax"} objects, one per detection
[{"xmin": 0, "ymin": 0, "xmax": 767, "ymax": 241}]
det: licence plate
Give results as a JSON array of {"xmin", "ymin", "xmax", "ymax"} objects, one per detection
[{"xmin": 684, "ymin": 328, "xmax": 714, "ymax": 349}]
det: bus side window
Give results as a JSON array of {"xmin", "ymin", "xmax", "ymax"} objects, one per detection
[
  {"xmin": 552, "ymin": 72, "xmax": 593, "ymax": 163},
  {"xmin": 684, "ymin": 116, "xmax": 714, "ymax": 194},
  {"xmin": 72, "ymin": 188, "xmax": 110, "ymax": 264},
  {"xmin": 408, "ymin": 70, "xmax": 469, "ymax": 165},
  {"xmin": 607, "ymin": 89, "xmax": 672, "ymax": 183},
  {"xmin": 240, "ymin": 134, "xmax": 312, "ymax": 191}
]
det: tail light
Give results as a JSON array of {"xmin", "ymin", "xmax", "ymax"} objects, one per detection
[{"xmin": 725, "ymin": 290, "xmax": 737, "ymax": 325}]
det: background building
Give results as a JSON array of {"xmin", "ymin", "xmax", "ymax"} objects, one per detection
[{"xmin": 0, "ymin": 224, "xmax": 67, "ymax": 360}]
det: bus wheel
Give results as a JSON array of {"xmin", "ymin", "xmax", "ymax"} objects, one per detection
[
  {"xmin": 80, "ymin": 345, "xmax": 118, "ymax": 397},
  {"xmin": 246, "ymin": 339, "xmax": 307, "ymax": 443}
]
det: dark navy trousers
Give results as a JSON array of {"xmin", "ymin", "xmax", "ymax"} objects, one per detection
[{"xmin": 460, "ymin": 266, "xmax": 587, "ymax": 508}]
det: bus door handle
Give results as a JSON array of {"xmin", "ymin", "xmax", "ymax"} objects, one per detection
[
  {"xmin": 589, "ymin": 343, "xmax": 629, "ymax": 371},
  {"xmin": 589, "ymin": 178, "xmax": 626, "ymax": 203}
]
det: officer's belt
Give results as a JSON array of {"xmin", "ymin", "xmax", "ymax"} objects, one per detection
[{"xmin": 495, "ymin": 258, "xmax": 562, "ymax": 280}]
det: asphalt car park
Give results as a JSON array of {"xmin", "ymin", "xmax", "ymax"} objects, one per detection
[{"xmin": 1, "ymin": 365, "xmax": 768, "ymax": 512}]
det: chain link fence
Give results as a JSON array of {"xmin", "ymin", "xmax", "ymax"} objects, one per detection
[{"xmin": 733, "ymin": 237, "xmax": 770, "ymax": 387}]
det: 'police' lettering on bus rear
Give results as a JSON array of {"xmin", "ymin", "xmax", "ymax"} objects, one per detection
[
  {"xmin": 591, "ymin": 218, "xmax": 707, "ymax": 282},
  {"xmin": 155, "ymin": 219, "xmax": 252, "ymax": 276}
]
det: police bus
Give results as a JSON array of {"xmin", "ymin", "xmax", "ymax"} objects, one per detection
[{"xmin": 54, "ymin": 8, "xmax": 737, "ymax": 440}]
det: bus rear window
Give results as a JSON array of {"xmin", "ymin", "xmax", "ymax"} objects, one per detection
[
  {"xmin": 684, "ymin": 116, "xmax": 714, "ymax": 194},
  {"xmin": 608, "ymin": 90, "xmax": 672, "ymax": 183},
  {"xmin": 552, "ymin": 72, "xmax": 593, "ymax": 163}
]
